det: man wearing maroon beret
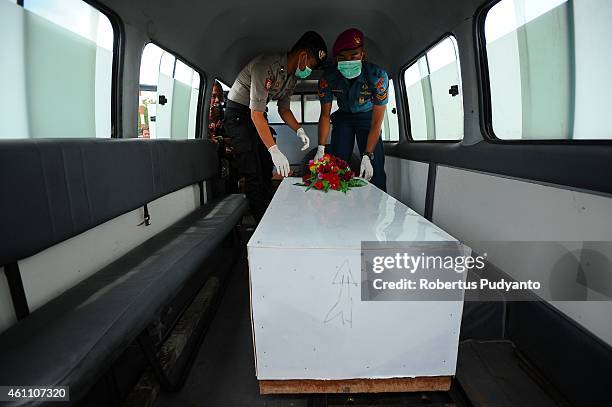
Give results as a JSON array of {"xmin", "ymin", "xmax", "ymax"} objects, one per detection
[{"xmin": 315, "ymin": 28, "xmax": 388, "ymax": 191}]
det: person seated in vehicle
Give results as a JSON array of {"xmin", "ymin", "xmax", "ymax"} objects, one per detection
[
  {"xmin": 207, "ymin": 80, "xmax": 240, "ymax": 195},
  {"xmin": 315, "ymin": 28, "xmax": 388, "ymax": 191},
  {"xmin": 208, "ymin": 81, "xmax": 226, "ymax": 143},
  {"xmin": 224, "ymin": 31, "xmax": 327, "ymax": 222}
]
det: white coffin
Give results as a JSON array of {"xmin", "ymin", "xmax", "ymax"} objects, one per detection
[{"xmin": 247, "ymin": 178, "xmax": 465, "ymax": 380}]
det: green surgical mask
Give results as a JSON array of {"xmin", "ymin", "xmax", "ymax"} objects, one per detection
[
  {"xmin": 295, "ymin": 65, "xmax": 312, "ymax": 79},
  {"xmin": 337, "ymin": 60, "xmax": 362, "ymax": 79},
  {"xmin": 295, "ymin": 54, "xmax": 312, "ymax": 79}
]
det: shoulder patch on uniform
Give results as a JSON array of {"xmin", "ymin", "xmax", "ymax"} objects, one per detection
[
  {"xmin": 375, "ymin": 77, "xmax": 385, "ymax": 89},
  {"xmin": 319, "ymin": 78, "xmax": 329, "ymax": 89},
  {"xmin": 265, "ymin": 78, "xmax": 273, "ymax": 90}
]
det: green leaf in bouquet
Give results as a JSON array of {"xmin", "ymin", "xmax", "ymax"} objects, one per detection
[{"xmin": 348, "ymin": 178, "xmax": 368, "ymax": 188}]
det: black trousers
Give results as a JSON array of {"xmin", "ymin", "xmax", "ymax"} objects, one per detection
[
  {"xmin": 224, "ymin": 105, "xmax": 273, "ymax": 222},
  {"xmin": 330, "ymin": 110, "xmax": 387, "ymax": 191}
]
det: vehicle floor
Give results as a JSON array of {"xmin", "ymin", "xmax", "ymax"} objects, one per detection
[
  {"xmin": 456, "ymin": 340, "xmax": 565, "ymax": 407},
  {"xmin": 152, "ymin": 241, "xmax": 560, "ymax": 407}
]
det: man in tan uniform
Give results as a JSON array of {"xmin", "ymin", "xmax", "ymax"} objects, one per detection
[{"xmin": 224, "ymin": 31, "xmax": 327, "ymax": 222}]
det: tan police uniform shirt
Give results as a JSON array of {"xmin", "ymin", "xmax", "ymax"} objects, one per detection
[{"xmin": 227, "ymin": 53, "xmax": 297, "ymax": 112}]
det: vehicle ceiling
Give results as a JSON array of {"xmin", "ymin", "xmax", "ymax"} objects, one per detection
[{"xmin": 99, "ymin": 0, "xmax": 486, "ymax": 84}]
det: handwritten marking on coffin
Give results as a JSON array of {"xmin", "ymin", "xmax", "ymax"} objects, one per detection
[{"xmin": 324, "ymin": 260, "xmax": 358, "ymax": 327}]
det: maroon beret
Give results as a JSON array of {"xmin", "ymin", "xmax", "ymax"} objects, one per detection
[{"xmin": 332, "ymin": 28, "xmax": 364, "ymax": 57}]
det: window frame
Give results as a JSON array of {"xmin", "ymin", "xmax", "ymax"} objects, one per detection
[
  {"xmin": 266, "ymin": 90, "xmax": 401, "ymax": 142},
  {"xmin": 475, "ymin": 0, "xmax": 612, "ymax": 145},
  {"xmin": 18, "ymin": 0, "xmax": 125, "ymax": 138},
  {"xmin": 266, "ymin": 93, "xmax": 328, "ymax": 125},
  {"xmin": 381, "ymin": 79, "xmax": 401, "ymax": 144},
  {"xmin": 399, "ymin": 32, "xmax": 464, "ymax": 144},
  {"xmin": 138, "ymin": 40, "xmax": 207, "ymax": 139}
]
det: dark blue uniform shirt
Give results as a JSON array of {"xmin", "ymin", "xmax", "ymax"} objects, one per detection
[{"xmin": 318, "ymin": 61, "xmax": 389, "ymax": 113}]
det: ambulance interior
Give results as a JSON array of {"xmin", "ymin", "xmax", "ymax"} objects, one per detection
[{"xmin": 0, "ymin": 0, "xmax": 611, "ymax": 406}]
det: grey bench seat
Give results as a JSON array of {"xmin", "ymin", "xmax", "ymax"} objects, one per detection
[{"xmin": 0, "ymin": 193, "xmax": 247, "ymax": 406}]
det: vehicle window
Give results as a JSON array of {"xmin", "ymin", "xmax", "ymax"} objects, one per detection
[
  {"xmin": 303, "ymin": 94, "xmax": 321, "ymax": 123},
  {"xmin": 381, "ymin": 80, "xmax": 400, "ymax": 142},
  {"xmin": 303, "ymin": 95, "xmax": 339, "ymax": 124},
  {"xmin": 402, "ymin": 36, "xmax": 463, "ymax": 141},
  {"xmin": 138, "ymin": 43, "xmax": 202, "ymax": 139},
  {"xmin": 266, "ymin": 95, "xmax": 302, "ymax": 124},
  {"xmin": 0, "ymin": 0, "xmax": 115, "ymax": 138},
  {"xmin": 485, "ymin": 0, "xmax": 612, "ymax": 140}
]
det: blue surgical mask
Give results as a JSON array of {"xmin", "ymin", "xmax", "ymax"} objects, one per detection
[
  {"xmin": 295, "ymin": 54, "xmax": 312, "ymax": 79},
  {"xmin": 337, "ymin": 60, "xmax": 362, "ymax": 79}
]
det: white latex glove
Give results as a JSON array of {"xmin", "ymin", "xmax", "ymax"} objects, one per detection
[
  {"xmin": 296, "ymin": 127, "xmax": 310, "ymax": 151},
  {"xmin": 314, "ymin": 145, "xmax": 325, "ymax": 162},
  {"xmin": 359, "ymin": 154, "xmax": 374, "ymax": 181},
  {"xmin": 268, "ymin": 145, "xmax": 290, "ymax": 177}
]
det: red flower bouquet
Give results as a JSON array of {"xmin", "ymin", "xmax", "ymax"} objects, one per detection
[{"xmin": 295, "ymin": 154, "xmax": 367, "ymax": 193}]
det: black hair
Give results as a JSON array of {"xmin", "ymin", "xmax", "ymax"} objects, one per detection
[{"xmin": 291, "ymin": 31, "xmax": 328, "ymax": 66}]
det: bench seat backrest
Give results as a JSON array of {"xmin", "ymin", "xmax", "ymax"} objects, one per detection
[{"xmin": 0, "ymin": 138, "xmax": 218, "ymax": 265}]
